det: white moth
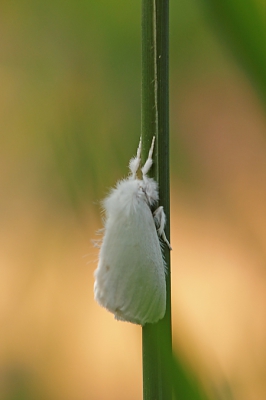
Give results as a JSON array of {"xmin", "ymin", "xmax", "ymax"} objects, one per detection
[{"xmin": 94, "ymin": 136, "xmax": 171, "ymax": 326}]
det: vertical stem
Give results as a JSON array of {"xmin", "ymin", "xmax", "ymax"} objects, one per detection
[{"xmin": 141, "ymin": 0, "xmax": 172, "ymax": 399}]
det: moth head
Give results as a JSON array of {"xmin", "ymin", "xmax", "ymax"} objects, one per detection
[{"xmin": 140, "ymin": 177, "xmax": 158, "ymax": 207}]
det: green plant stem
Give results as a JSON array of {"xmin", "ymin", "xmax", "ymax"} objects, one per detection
[{"xmin": 141, "ymin": 0, "xmax": 172, "ymax": 399}]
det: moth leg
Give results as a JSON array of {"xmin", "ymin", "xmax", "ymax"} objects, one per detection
[
  {"xmin": 153, "ymin": 206, "xmax": 172, "ymax": 250},
  {"xmin": 129, "ymin": 137, "xmax": 142, "ymax": 179},
  {"xmin": 142, "ymin": 136, "xmax": 155, "ymax": 177}
]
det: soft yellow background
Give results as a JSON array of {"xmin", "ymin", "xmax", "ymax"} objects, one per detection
[{"xmin": 1, "ymin": 1, "xmax": 266, "ymax": 399}]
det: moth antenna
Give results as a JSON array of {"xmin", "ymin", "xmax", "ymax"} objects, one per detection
[
  {"xmin": 129, "ymin": 136, "xmax": 142, "ymax": 179},
  {"xmin": 142, "ymin": 136, "xmax": 155, "ymax": 177}
]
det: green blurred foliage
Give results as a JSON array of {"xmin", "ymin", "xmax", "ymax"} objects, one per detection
[
  {"xmin": 0, "ymin": 6, "xmax": 219, "ymax": 203},
  {"xmin": 1, "ymin": 0, "xmax": 264, "ymax": 211},
  {"xmin": 199, "ymin": 0, "xmax": 266, "ymax": 102},
  {"xmin": 1, "ymin": 0, "xmax": 142, "ymax": 210},
  {"xmin": 172, "ymin": 354, "xmax": 210, "ymax": 400}
]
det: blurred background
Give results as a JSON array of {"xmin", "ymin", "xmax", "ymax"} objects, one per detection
[{"xmin": 0, "ymin": 0, "xmax": 266, "ymax": 399}]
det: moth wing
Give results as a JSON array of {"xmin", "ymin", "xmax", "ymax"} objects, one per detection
[{"xmin": 94, "ymin": 200, "xmax": 166, "ymax": 325}]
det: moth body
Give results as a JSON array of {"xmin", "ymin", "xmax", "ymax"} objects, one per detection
[{"xmin": 94, "ymin": 137, "xmax": 171, "ymax": 325}]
